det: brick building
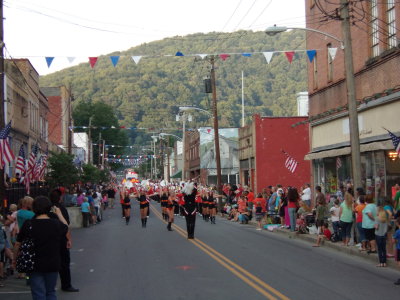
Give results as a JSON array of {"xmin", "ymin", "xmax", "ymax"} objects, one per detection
[
  {"xmin": 305, "ymin": 0, "xmax": 400, "ymax": 199},
  {"xmin": 239, "ymin": 115, "xmax": 310, "ymax": 194},
  {"xmin": 41, "ymin": 86, "xmax": 73, "ymax": 151},
  {"xmin": 4, "ymin": 59, "xmax": 49, "ymax": 177}
]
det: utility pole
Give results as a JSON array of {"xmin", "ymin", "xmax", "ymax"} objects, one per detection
[
  {"xmin": 340, "ymin": 0, "xmax": 361, "ymax": 188},
  {"xmin": 181, "ymin": 113, "xmax": 186, "ymax": 182},
  {"xmin": 0, "ymin": 0, "xmax": 5, "ymax": 208},
  {"xmin": 67, "ymin": 84, "xmax": 73, "ymax": 154},
  {"xmin": 88, "ymin": 116, "xmax": 93, "ymax": 164},
  {"xmin": 98, "ymin": 132, "xmax": 102, "ymax": 166},
  {"xmin": 210, "ymin": 56, "xmax": 222, "ymax": 195}
]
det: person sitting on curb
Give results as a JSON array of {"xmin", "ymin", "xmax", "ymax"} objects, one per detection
[{"xmin": 312, "ymin": 222, "xmax": 332, "ymax": 247}]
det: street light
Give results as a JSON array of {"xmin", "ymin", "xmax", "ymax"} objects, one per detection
[
  {"xmin": 266, "ymin": 20, "xmax": 362, "ymax": 188},
  {"xmin": 159, "ymin": 133, "xmax": 182, "ymax": 141},
  {"xmin": 265, "ymin": 25, "xmax": 344, "ymax": 49}
]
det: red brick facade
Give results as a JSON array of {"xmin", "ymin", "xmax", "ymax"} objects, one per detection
[{"xmin": 306, "ymin": 0, "xmax": 400, "ymax": 117}]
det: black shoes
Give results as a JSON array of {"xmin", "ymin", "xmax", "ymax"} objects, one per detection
[
  {"xmin": 62, "ymin": 287, "xmax": 79, "ymax": 292},
  {"xmin": 394, "ymin": 278, "xmax": 400, "ymax": 285}
]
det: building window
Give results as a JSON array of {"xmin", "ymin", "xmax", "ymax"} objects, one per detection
[
  {"xmin": 387, "ymin": 0, "xmax": 397, "ymax": 48},
  {"xmin": 327, "ymin": 43, "xmax": 333, "ymax": 82},
  {"xmin": 370, "ymin": 0, "xmax": 380, "ymax": 57},
  {"xmin": 313, "ymin": 54, "xmax": 318, "ymax": 89}
]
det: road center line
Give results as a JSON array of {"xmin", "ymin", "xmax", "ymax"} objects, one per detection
[{"xmin": 150, "ymin": 205, "xmax": 289, "ymax": 300}]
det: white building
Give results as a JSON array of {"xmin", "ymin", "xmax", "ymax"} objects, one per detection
[
  {"xmin": 73, "ymin": 132, "xmax": 89, "ymax": 164},
  {"xmin": 297, "ymin": 92, "xmax": 309, "ymax": 116}
]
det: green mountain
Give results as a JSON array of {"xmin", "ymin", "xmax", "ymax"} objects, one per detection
[{"xmin": 40, "ymin": 30, "xmax": 307, "ymax": 143}]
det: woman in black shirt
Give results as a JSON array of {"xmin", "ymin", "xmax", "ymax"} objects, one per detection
[{"xmin": 13, "ymin": 196, "xmax": 68, "ymax": 300}]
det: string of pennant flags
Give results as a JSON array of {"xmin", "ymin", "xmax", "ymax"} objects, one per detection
[
  {"xmin": 39, "ymin": 47, "xmax": 338, "ymax": 68},
  {"xmin": 71, "ymin": 126, "xmax": 193, "ymax": 131}
]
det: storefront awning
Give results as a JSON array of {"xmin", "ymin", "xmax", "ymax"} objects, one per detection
[
  {"xmin": 170, "ymin": 170, "xmax": 182, "ymax": 179},
  {"xmin": 304, "ymin": 140, "xmax": 393, "ymax": 160}
]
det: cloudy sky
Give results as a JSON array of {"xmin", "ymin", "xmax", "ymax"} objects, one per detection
[{"xmin": 4, "ymin": 0, "xmax": 305, "ymax": 75}]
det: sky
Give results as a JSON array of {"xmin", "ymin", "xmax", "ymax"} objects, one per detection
[{"xmin": 4, "ymin": 0, "xmax": 305, "ymax": 75}]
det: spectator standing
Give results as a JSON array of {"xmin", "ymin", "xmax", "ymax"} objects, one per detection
[
  {"xmin": 301, "ymin": 184, "xmax": 312, "ymax": 208},
  {"xmin": 314, "ymin": 186, "xmax": 325, "ymax": 211},
  {"xmin": 254, "ymin": 193, "xmax": 266, "ymax": 231},
  {"xmin": 287, "ymin": 188, "xmax": 299, "ymax": 232},
  {"xmin": 107, "ymin": 186, "xmax": 116, "ymax": 209},
  {"xmin": 375, "ymin": 204, "xmax": 388, "ymax": 267},
  {"xmin": 330, "ymin": 199, "xmax": 341, "ymax": 241},
  {"xmin": 354, "ymin": 196, "xmax": 367, "ymax": 251},
  {"xmin": 383, "ymin": 197, "xmax": 395, "ymax": 258},
  {"xmin": 362, "ymin": 194, "xmax": 377, "ymax": 253},
  {"xmin": 316, "ymin": 197, "xmax": 328, "ymax": 234},
  {"xmin": 393, "ymin": 182, "xmax": 400, "ymax": 213},
  {"xmin": 81, "ymin": 198, "xmax": 91, "ymax": 228},
  {"xmin": 13, "ymin": 196, "xmax": 69, "ymax": 300},
  {"xmin": 339, "ymin": 189, "xmax": 354, "ymax": 246},
  {"xmin": 49, "ymin": 189, "xmax": 79, "ymax": 293},
  {"xmin": 17, "ymin": 196, "xmax": 34, "ymax": 230}
]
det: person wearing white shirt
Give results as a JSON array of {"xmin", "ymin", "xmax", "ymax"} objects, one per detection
[{"xmin": 301, "ymin": 184, "xmax": 311, "ymax": 208}]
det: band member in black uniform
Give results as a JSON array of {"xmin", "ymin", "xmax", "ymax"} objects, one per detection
[
  {"xmin": 201, "ymin": 189, "xmax": 209, "ymax": 221},
  {"xmin": 182, "ymin": 183, "xmax": 197, "ymax": 239},
  {"xmin": 166, "ymin": 191, "xmax": 175, "ymax": 231},
  {"xmin": 160, "ymin": 190, "xmax": 169, "ymax": 221},
  {"xmin": 208, "ymin": 190, "xmax": 217, "ymax": 224},
  {"xmin": 134, "ymin": 190, "xmax": 150, "ymax": 227},
  {"xmin": 123, "ymin": 191, "xmax": 131, "ymax": 225}
]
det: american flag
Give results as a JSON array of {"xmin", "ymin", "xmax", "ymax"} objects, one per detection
[
  {"xmin": 39, "ymin": 153, "xmax": 48, "ymax": 180},
  {"xmin": 26, "ymin": 144, "xmax": 38, "ymax": 181},
  {"xmin": 336, "ymin": 157, "xmax": 342, "ymax": 170},
  {"xmin": 15, "ymin": 145, "xmax": 26, "ymax": 176},
  {"xmin": 387, "ymin": 130, "xmax": 400, "ymax": 158},
  {"xmin": 284, "ymin": 152, "xmax": 298, "ymax": 173},
  {"xmin": 0, "ymin": 121, "xmax": 15, "ymax": 169},
  {"xmin": 33, "ymin": 155, "xmax": 42, "ymax": 181}
]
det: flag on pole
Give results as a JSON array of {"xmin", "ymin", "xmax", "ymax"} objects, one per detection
[
  {"xmin": 39, "ymin": 153, "xmax": 48, "ymax": 180},
  {"xmin": 283, "ymin": 151, "xmax": 298, "ymax": 173},
  {"xmin": 15, "ymin": 145, "xmax": 26, "ymax": 176},
  {"xmin": 386, "ymin": 129, "xmax": 400, "ymax": 157},
  {"xmin": 33, "ymin": 155, "xmax": 42, "ymax": 181},
  {"xmin": 336, "ymin": 157, "xmax": 342, "ymax": 170},
  {"xmin": 26, "ymin": 144, "xmax": 38, "ymax": 180},
  {"xmin": 0, "ymin": 121, "xmax": 15, "ymax": 169}
]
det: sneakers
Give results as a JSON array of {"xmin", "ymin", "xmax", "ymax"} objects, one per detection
[
  {"xmin": 394, "ymin": 278, "xmax": 400, "ymax": 285},
  {"xmin": 256, "ymin": 228, "xmax": 262, "ymax": 231}
]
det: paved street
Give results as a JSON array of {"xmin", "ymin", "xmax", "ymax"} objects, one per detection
[{"xmin": 2, "ymin": 203, "xmax": 400, "ymax": 300}]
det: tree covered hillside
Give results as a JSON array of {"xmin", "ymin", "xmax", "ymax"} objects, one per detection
[{"xmin": 40, "ymin": 30, "xmax": 307, "ymax": 137}]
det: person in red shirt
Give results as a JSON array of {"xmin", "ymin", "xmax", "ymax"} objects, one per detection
[
  {"xmin": 313, "ymin": 223, "xmax": 332, "ymax": 247},
  {"xmin": 246, "ymin": 189, "xmax": 255, "ymax": 221},
  {"xmin": 254, "ymin": 193, "xmax": 266, "ymax": 230}
]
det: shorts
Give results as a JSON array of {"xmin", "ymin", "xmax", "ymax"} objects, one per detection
[
  {"xmin": 0, "ymin": 250, "xmax": 5, "ymax": 263},
  {"xmin": 255, "ymin": 213, "xmax": 265, "ymax": 221},
  {"xmin": 123, "ymin": 205, "xmax": 131, "ymax": 209},
  {"xmin": 340, "ymin": 221, "xmax": 352, "ymax": 238},
  {"xmin": 140, "ymin": 204, "xmax": 149, "ymax": 209},
  {"xmin": 364, "ymin": 228, "xmax": 375, "ymax": 241},
  {"xmin": 316, "ymin": 219, "xmax": 325, "ymax": 227},
  {"xmin": 209, "ymin": 205, "xmax": 216, "ymax": 210},
  {"xmin": 397, "ymin": 249, "xmax": 400, "ymax": 261}
]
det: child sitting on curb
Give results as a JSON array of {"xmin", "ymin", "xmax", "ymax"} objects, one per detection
[{"xmin": 312, "ymin": 222, "xmax": 332, "ymax": 247}]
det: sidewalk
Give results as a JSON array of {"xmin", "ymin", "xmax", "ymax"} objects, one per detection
[{"xmin": 237, "ymin": 216, "xmax": 400, "ymax": 270}]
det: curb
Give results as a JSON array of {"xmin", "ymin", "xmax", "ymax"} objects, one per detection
[{"xmin": 228, "ymin": 216, "xmax": 399, "ymax": 270}]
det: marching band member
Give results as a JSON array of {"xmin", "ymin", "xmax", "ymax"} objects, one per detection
[{"xmin": 181, "ymin": 182, "xmax": 197, "ymax": 239}]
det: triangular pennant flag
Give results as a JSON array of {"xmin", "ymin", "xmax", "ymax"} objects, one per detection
[
  {"xmin": 207, "ymin": 129, "xmax": 211, "ymax": 133},
  {"xmin": 110, "ymin": 56, "xmax": 120, "ymax": 67},
  {"xmin": 219, "ymin": 54, "xmax": 230, "ymax": 61},
  {"xmin": 45, "ymin": 57, "xmax": 54, "ymax": 68},
  {"xmin": 198, "ymin": 54, "xmax": 208, "ymax": 59},
  {"xmin": 131, "ymin": 56, "xmax": 142, "ymax": 64},
  {"xmin": 175, "ymin": 51, "xmax": 184, "ymax": 56},
  {"xmin": 242, "ymin": 53, "xmax": 252, "ymax": 57},
  {"xmin": 306, "ymin": 50, "xmax": 317, "ymax": 63},
  {"xmin": 285, "ymin": 51, "xmax": 295, "ymax": 63},
  {"xmin": 262, "ymin": 52, "xmax": 274, "ymax": 64},
  {"xmin": 67, "ymin": 57, "xmax": 76, "ymax": 64},
  {"xmin": 88, "ymin": 57, "xmax": 98, "ymax": 68},
  {"xmin": 328, "ymin": 47, "xmax": 338, "ymax": 61}
]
